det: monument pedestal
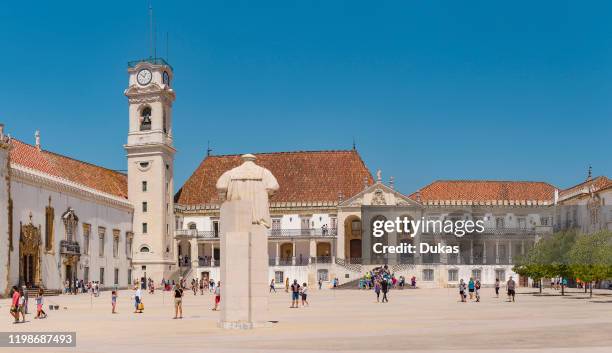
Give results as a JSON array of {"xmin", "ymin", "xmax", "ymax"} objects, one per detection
[{"xmin": 219, "ymin": 200, "xmax": 269, "ymax": 329}]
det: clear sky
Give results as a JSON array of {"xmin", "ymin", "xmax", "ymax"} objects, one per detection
[{"xmin": 1, "ymin": 1, "xmax": 611, "ymax": 195}]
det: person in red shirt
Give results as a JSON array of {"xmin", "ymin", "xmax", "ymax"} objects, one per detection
[{"xmin": 10, "ymin": 286, "xmax": 20, "ymax": 323}]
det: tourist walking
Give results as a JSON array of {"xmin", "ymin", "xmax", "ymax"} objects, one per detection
[
  {"xmin": 285, "ymin": 277, "xmax": 290, "ymax": 293},
  {"xmin": 134, "ymin": 286, "xmax": 143, "ymax": 313},
  {"xmin": 290, "ymin": 280, "xmax": 300, "ymax": 308},
  {"xmin": 213, "ymin": 281, "xmax": 221, "ymax": 311},
  {"xmin": 495, "ymin": 278, "xmax": 500, "ymax": 298},
  {"xmin": 468, "ymin": 278, "xmax": 475, "ymax": 300},
  {"xmin": 10, "ymin": 286, "xmax": 20, "ymax": 323},
  {"xmin": 270, "ymin": 279, "xmax": 276, "ymax": 293},
  {"xmin": 459, "ymin": 279, "xmax": 467, "ymax": 302},
  {"xmin": 301, "ymin": 283, "xmax": 309, "ymax": 307},
  {"xmin": 111, "ymin": 290, "xmax": 118, "ymax": 313},
  {"xmin": 199, "ymin": 278, "xmax": 204, "ymax": 295},
  {"xmin": 374, "ymin": 279, "xmax": 381, "ymax": 302},
  {"xmin": 318, "ymin": 279, "xmax": 322, "ymax": 290},
  {"xmin": 475, "ymin": 280, "xmax": 481, "ymax": 302},
  {"xmin": 17, "ymin": 287, "xmax": 26, "ymax": 322},
  {"xmin": 507, "ymin": 276, "xmax": 516, "ymax": 302},
  {"xmin": 381, "ymin": 278, "xmax": 389, "ymax": 303},
  {"xmin": 35, "ymin": 288, "xmax": 47, "ymax": 319},
  {"xmin": 173, "ymin": 284, "xmax": 183, "ymax": 319}
]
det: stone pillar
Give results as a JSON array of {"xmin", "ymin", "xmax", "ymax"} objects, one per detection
[
  {"xmin": 439, "ymin": 238, "xmax": 448, "ymax": 264},
  {"xmin": 470, "ymin": 239, "xmax": 474, "ymax": 264},
  {"xmin": 309, "ymin": 239, "xmax": 316, "ymax": 264},
  {"xmin": 210, "ymin": 243, "xmax": 215, "ymax": 267},
  {"xmin": 495, "ymin": 240, "xmax": 500, "ymax": 264},
  {"xmin": 508, "ymin": 240, "xmax": 512, "ymax": 264},
  {"xmin": 291, "ymin": 241, "xmax": 296, "ymax": 265},
  {"xmin": 482, "ymin": 241, "xmax": 486, "ymax": 264},
  {"xmin": 219, "ymin": 200, "xmax": 269, "ymax": 329},
  {"xmin": 275, "ymin": 242, "xmax": 280, "ymax": 266},
  {"xmin": 190, "ymin": 238, "xmax": 198, "ymax": 270}
]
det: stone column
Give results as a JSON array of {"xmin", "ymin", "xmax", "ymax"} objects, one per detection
[
  {"xmin": 190, "ymin": 238, "xmax": 198, "ymax": 270},
  {"xmin": 439, "ymin": 238, "xmax": 448, "ymax": 264},
  {"xmin": 508, "ymin": 240, "xmax": 512, "ymax": 264},
  {"xmin": 495, "ymin": 240, "xmax": 499, "ymax": 264},
  {"xmin": 210, "ymin": 243, "xmax": 215, "ymax": 267},
  {"xmin": 470, "ymin": 239, "xmax": 474, "ymax": 264},
  {"xmin": 309, "ymin": 239, "xmax": 316, "ymax": 264},
  {"xmin": 482, "ymin": 241, "xmax": 487, "ymax": 265},
  {"xmin": 291, "ymin": 241, "xmax": 296, "ymax": 265},
  {"xmin": 275, "ymin": 242, "xmax": 280, "ymax": 266}
]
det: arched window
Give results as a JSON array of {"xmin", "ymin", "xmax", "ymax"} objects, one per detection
[
  {"xmin": 140, "ymin": 246, "xmax": 150, "ymax": 253},
  {"xmin": 140, "ymin": 106, "xmax": 152, "ymax": 131},
  {"xmin": 188, "ymin": 222, "xmax": 197, "ymax": 230}
]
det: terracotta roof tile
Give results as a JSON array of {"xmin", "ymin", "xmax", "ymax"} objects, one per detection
[
  {"xmin": 9, "ymin": 139, "xmax": 127, "ymax": 199},
  {"xmin": 559, "ymin": 176, "xmax": 612, "ymax": 198},
  {"xmin": 175, "ymin": 150, "xmax": 373, "ymax": 205},
  {"xmin": 410, "ymin": 180, "xmax": 556, "ymax": 203}
]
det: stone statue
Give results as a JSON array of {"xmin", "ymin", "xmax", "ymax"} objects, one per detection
[
  {"xmin": 216, "ymin": 154, "xmax": 279, "ymax": 228},
  {"xmin": 216, "ymin": 153, "xmax": 279, "ymax": 329}
]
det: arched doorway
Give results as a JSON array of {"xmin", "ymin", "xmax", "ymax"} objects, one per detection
[
  {"xmin": 344, "ymin": 216, "xmax": 362, "ymax": 263},
  {"xmin": 178, "ymin": 240, "xmax": 191, "ymax": 267},
  {"xmin": 280, "ymin": 243, "xmax": 293, "ymax": 264},
  {"xmin": 20, "ymin": 220, "xmax": 42, "ymax": 288},
  {"xmin": 316, "ymin": 242, "xmax": 331, "ymax": 257}
]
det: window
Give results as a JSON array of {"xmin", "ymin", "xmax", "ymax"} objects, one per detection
[
  {"xmin": 142, "ymin": 181, "xmax": 147, "ymax": 192},
  {"xmin": 351, "ymin": 220, "xmax": 361, "ymax": 236},
  {"xmin": 423, "ymin": 269, "xmax": 434, "ymax": 281},
  {"xmin": 45, "ymin": 204, "xmax": 54, "ymax": 251},
  {"xmin": 128, "ymin": 269, "xmax": 132, "ymax": 285},
  {"xmin": 300, "ymin": 217, "xmax": 311, "ymax": 230},
  {"xmin": 142, "ymin": 223, "xmax": 148, "ymax": 234},
  {"xmin": 495, "ymin": 269, "xmax": 506, "ymax": 282},
  {"xmin": 140, "ymin": 246, "xmax": 150, "ymax": 253},
  {"xmin": 188, "ymin": 222, "xmax": 197, "ymax": 230},
  {"xmin": 518, "ymin": 217, "xmax": 526, "ymax": 229},
  {"xmin": 83, "ymin": 266, "xmax": 89, "ymax": 283},
  {"xmin": 83, "ymin": 224, "xmax": 90, "ymax": 255},
  {"xmin": 472, "ymin": 269, "xmax": 482, "ymax": 280},
  {"xmin": 317, "ymin": 269, "xmax": 329, "ymax": 282},
  {"xmin": 142, "ymin": 202, "xmax": 148, "ymax": 212},
  {"xmin": 495, "ymin": 217, "xmax": 505, "ymax": 229},
  {"xmin": 126, "ymin": 232, "xmax": 133, "ymax": 258},
  {"xmin": 272, "ymin": 218, "xmax": 281, "ymax": 230},
  {"xmin": 540, "ymin": 216, "xmax": 549, "ymax": 226},
  {"xmin": 112, "ymin": 230, "xmax": 120, "ymax": 258},
  {"xmin": 99, "ymin": 268, "xmax": 105, "ymax": 285},
  {"xmin": 448, "ymin": 269, "xmax": 458, "ymax": 282},
  {"xmin": 98, "ymin": 227, "xmax": 105, "ymax": 257},
  {"xmin": 62, "ymin": 208, "xmax": 78, "ymax": 242},
  {"xmin": 114, "ymin": 268, "xmax": 119, "ymax": 286},
  {"xmin": 274, "ymin": 271, "xmax": 284, "ymax": 284},
  {"xmin": 140, "ymin": 106, "xmax": 152, "ymax": 130},
  {"xmin": 213, "ymin": 221, "xmax": 220, "ymax": 237}
]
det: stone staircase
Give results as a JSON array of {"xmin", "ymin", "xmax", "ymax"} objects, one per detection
[{"xmin": 25, "ymin": 288, "xmax": 61, "ymax": 297}]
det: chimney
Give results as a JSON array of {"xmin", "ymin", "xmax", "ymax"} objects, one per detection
[{"xmin": 35, "ymin": 130, "xmax": 41, "ymax": 150}]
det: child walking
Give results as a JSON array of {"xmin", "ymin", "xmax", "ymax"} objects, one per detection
[
  {"xmin": 35, "ymin": 288, "xmax": 47, "ymax": 319},
  {"xmin": 111, "ymin": 290, "xmax": 118, "ymax": 314}
]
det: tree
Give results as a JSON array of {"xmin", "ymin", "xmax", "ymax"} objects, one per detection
[{"xmin": 569, "ymin": 231, "xmax": 612, "ymax": 298}]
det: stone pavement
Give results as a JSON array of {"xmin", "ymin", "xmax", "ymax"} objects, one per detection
[{"xmin": 2, "ymin": 287, "xmax": 612, "ymax": 353}]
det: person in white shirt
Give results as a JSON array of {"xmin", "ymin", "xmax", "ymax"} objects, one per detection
[
  {"xmin": 134, "ymin": 287, "xmax": 143, "ymax": 313},
  {"xmin": 300, "ymin": 283, "xmax": 309, "ymax": 307}
]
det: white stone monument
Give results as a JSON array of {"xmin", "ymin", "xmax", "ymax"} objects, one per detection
[{"xmin": 216, "ymin": 154, "xmax": 279, "ymax": 329}]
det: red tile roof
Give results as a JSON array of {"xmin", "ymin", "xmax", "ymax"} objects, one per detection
[
  {"xmin": 410, "ymin": 180, "xmax": 556, "ymax": 203},
  {"xmin": 559, "ymin": 176, "xmax": 612, "ymax": 198},
  {"xmin": 175, "ymin": 150, "xmax": 373, "ymax": 205},
  {"xmin": 9, "ymin": 139, "xmax": 128, "ymax": 199}
]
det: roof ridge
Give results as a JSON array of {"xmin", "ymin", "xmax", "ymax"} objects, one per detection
[{"xmin": 208, "ymin": 149, "xmax": 358, "ymax": 158}]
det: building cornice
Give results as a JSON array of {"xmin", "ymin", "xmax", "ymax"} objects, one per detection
[{"xmin": 10, "ymin": 163, "xmax": 133, "ymax": 211}]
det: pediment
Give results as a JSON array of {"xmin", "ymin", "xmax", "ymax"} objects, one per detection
[{"xmin": 339, "ymin": 182, "xmax": 421, "ymax": 207}]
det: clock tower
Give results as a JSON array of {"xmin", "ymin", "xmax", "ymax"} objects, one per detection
[{"xmin": 124, "ymin": 58, "xmax": 176, "ymax": 284}]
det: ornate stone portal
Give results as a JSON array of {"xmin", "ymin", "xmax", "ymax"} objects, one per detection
[
  {"xmin": 216, "ymin": 154, "xmax": 279, "ymax": 329},
  {"xmin": 19, "ymin": 214, "xmax": 42, "ymax": 288}
]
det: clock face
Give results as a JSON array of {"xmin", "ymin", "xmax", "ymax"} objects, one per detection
[
  {"xmin": 137, "ymin": 69, "xmax": 152, "ymax": 85},
  {"xmin": 162, "ymin": 71, "xmax": 170, "ymax": 86}
]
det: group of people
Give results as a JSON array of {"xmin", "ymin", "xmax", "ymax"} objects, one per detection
[
  {"xmin": 359, "ymin": 270, "xmax": 416, "ymax": 291},
  {"xmin": 289, "ymin": 280, "xmax": 309, "ymax": 308},
  {"xmin": 9, "ymin": 286, "xmax": 47, "ymax": 323},
  {"xmin": 459, "ymin": 276, "xmax": 516, "ymax": 303}
]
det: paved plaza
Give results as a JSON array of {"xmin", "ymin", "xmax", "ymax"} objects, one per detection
[{"xmin": 2, "ymin": 287, "xmax": 612, "ymax": 353}]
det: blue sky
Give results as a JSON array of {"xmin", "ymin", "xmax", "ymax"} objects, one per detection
[{"xmin": 1, "ymin": 1, "xmax": 611, "ymax": 194}]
